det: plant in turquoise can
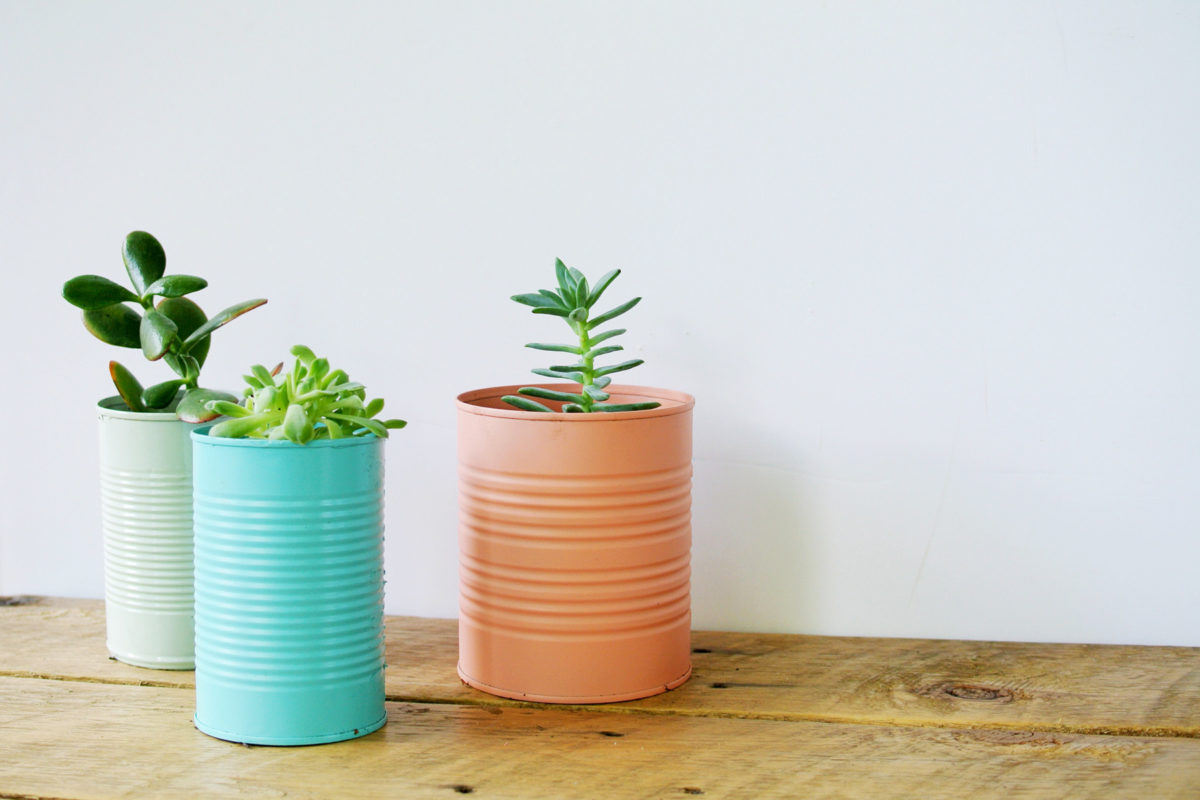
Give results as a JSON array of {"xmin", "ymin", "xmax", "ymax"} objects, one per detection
[
  {"xmin": 62, "ymin": 231, "xmax": 266, "ymax": 422},
  {"xmin": 204, "ymin": 345, "xmax": 407, "ymax": 444},
  {"xmin": 504, "ymin": 259, "xmax": 661, "ymax": 413}
]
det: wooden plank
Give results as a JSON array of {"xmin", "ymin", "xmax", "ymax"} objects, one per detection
[
  {"xmin": 2, "ymin": 598, "xmax": 1198, "ymax": 738},
  {"xmin": 0, "ymin": 677, "xmax": 1196, "ymax": 800}
]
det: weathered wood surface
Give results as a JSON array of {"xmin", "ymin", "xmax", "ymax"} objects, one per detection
[
  {"xmin": 1, "ymin": 676, "xmax": 1197, "ymax": 800},
  {"xmin": 2, "ymin": 597, "xmax": 1198, "ymax": 737}
]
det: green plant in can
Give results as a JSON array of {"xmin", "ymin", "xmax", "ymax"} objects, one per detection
[
  {"xmin": 63, "ymin": 231, "xmax": 266, "ymax": 421},
  {"xmin": 205, "ymin": 345, "xmax": 407, "ymax": 444},
  {"xmin": 504, "ymin": 259, "xmax": 661, "ymax": 413}
]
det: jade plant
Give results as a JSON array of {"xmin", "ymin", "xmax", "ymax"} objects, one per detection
[
  {"xmin": 62, "ymin": 231, "xmax": 266, "ymax": 422},
  {"xmin": 504, "ymin": 259, "xmax": 661, "ymax": 413},
  {"xmin": 205, "ymin": 345, "xmax": 407, "ymax": 444}
]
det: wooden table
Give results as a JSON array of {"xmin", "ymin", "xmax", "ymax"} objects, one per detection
[{"xmin": 1, "ymin": 597, "xmax": 1197, "ymax": 798}]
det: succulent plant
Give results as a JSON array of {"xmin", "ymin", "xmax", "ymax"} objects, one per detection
[
  {"xmin": 504, "ymin": 259, "xmax": 661, "ymax": 413},
  {"xmin": 205, "ymin": 345, "xmax": 407, "ymax": 444},
  {"xmin": 63, "ymin": 231, "xmax": 267, "ymax": 422}
]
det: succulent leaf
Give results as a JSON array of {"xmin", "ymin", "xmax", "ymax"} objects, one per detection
[
  {"xmin": 588, "ymin": 328, "xmax": 626, "ymax": 345},
  {"xmin": 322, "ymin": 417, "xmax": 345, "ymax": 439},
  {"xmin": 583, "ymin": 345, "xmax": 623, "ymax": 360},
  {"xmin": 594, "ymin": 358, "xmax": 645, "ymax": 378},
  {"xmin": 583, "ymin": 385, "xmax": 611, "ymax": 402},
  {"xmin": 595, "ymin": 402, "xmax": 662, "ymax": 412},
  {"xmin": 283, "ymin": 403, "xmax": 314, "ymax": 444},
  {"xmin": 208, "ymin": 411, "xmax": 283, "ymax": 438},
  {"xmin": 108, "ymin": 361, "xmax": 146, "ymax": 412},
  {"xmin": 177, "ymin": 387, "xmax": 237, "ymax": 423},
  {"xmin": 206, "ymin": 400, "xmax": 250, "ymax": 418},
  {"xmin": 518, "ymin": 386, "xmax": 587, "ymax": 404},
  {"xmin": 554, "ymin": 259, "xmax": 573, "ymax": 301},
  {"xmin": 142, "ymin": 379, "xmax": 185, "ymax": 409},
  {"xmin": 290, "ymin": 344, "xmax": 316, "ymax": 365},
  {"xmin": 532, "ymin": 367, "xmax": 584, "ymax": 382},
  {"xmin": 83, "ymin": 304, "xmax": 142, "ymax": 348},
  {"xmin": 589, "ymin": 296, "xmax": 642, "ymax": 327},
  {"xmin": 531, "ymin": 307, "xmax": 571, "ymax": 318},
  {"xmin": 501, "ymin": 395, "xmax": 553, "ymax": 412},
  {"xmin": 157, "ymin": 296, "xmax": 210, "ymax": 369},
  {"xmin": 62, "ymin": 275, "xmax": 139, "ymax": 309},
  {"xmin": 139, "ymin": 309, "xmax": 179, "ymax": 361},
  {"xmin": 512, "ymin": 293, "xmax": 563, "ymax": 309},
  {"xmin": 251, "ymin": 364, "xmax": 276, "ymax": 387},
  {"xmin": 585, "ymin": 269, "xmax": 620, "ymax": 309},
  {"xmin": 525, "ymin": 342, "xmax": 583, "ymax": 354},
  {"xmin": 181, "ymin": 298, "xmax": 267, "ymax": 352},
  {"xmin": 122, "ymin": 231, "xmax": 166, "ymax": 296},
  {"xmin": 143, "ymin": 275, "xmax": 207, "ymax": 298}
]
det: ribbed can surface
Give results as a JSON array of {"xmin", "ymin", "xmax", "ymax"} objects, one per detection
[
  {"xmin": 457, "ymin": 385, "xmax": 694, "ymax": 703},
  {"xmin": 191, "ymin": 429, "xmax": 386, "ymax": 745},
  {"xmin": 97, "ymin": 398, "xmax": 196, "ymax": 669}
]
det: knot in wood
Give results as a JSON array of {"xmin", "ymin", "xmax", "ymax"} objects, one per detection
[{"xmin": 924, "ymin": 682, "xmax": 1016, "ymax": 703}]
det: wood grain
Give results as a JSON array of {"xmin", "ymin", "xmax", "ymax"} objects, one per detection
[
  {"xmin": 2, "ymin": 598, "xmax": 1197, "ymax": 738},
  {"xmin": 0, "ymin": 676, "xmax": 1197, "ymax": 800}
]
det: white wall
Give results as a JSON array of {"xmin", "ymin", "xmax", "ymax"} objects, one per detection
[{"xmin": 2, "ymin": 1, "xmax": 1197, "ymax": 646}]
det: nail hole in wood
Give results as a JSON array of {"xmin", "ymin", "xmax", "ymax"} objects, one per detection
[
  {"xmin": 692, "ymin": 647, "xmax": 712, "ymax": 653},
  {"xmin": 448, "ymin": 785, "xmax": 474, "ymax": 794},
  {"xmin": 710, "ymin": 682, "xmax": 729, "ymax": 689},
  {"xmin": 683, "ymin": 788, "xmax": 705, "ymax": 795},
  {"xmin": 598, "ymin": 731, "xmax": 625, "ymax": 738}
]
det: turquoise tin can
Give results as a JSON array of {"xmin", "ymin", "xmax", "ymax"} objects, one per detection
[{"xmin": 191, "ymin": 427, "xmax": 386, "ymax": 745}]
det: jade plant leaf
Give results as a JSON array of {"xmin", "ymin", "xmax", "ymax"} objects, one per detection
[
  {"xmin": 122, "ymin": 231, "xmax": 166, "ymax": 296},
  {"xmin": 181, "ymin": 298, "xmax": 267, "ymax": 352},
  {"xmin": 143, "ymin": 275, "xmax": 208, "ymax": 298},
  {"xmin": 109, "ymin": 361, "xmax": 146, "ymax": 412},
  {"xmin": 62, "ymin": 275, "xmax": 138, "ymax": 309},
  {"xmin": 157, "ymin": 296, "xmax": 210, "ymax": 368},
  {"xmin": 141, "ymin": 379, "xmax": 185, "ymax": 410},
  {"xmin": 140, "ymin": 309, "xmax": 179, "ymax": 361},
  {"xmin": 83, "ymin": 304, "xmax": 142, "ymax": 348},
  {"xmin": 177, "ymin": 387, "xmax": 238, "ymax": 423}
]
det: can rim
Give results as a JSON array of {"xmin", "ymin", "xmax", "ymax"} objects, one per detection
[
  {"xmin": 97, "ymin": 396, "xmax": 190, "ymax": 423},
  {"xmin": 190, "ymin": 424, "xmax": 384, "ymax": 448},
  {"xmin": 456, "ymin": 384, "xmax": 694, "ymax": 421}
]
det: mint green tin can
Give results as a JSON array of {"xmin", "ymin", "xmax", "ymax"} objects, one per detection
[{"xmin": 191, "ymin": 428, "xmax": 386, "ymax": 745}]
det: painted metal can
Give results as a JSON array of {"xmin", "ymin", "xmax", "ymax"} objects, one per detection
[
  {"xmin": 456, "ymin": 384, "xmax": 694, "ymax": 703},
  {"xmin": 97, "ymin": 397, "xmax": 196, "ymax": 669},
  {"xmin": 191, "ymin": 428, "xmax": 386, "ymax": 745}
]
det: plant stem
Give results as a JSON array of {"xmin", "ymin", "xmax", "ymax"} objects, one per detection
[{"xmin": 577, "ymin": 322, "xmax": 595, "ymax": 412}]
